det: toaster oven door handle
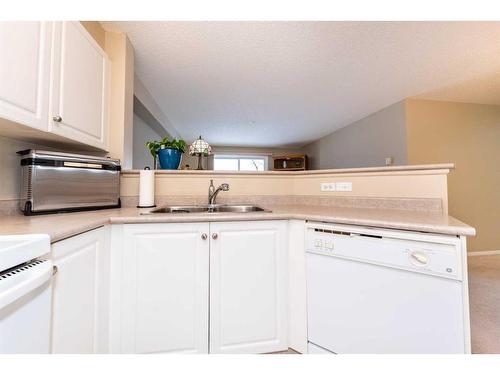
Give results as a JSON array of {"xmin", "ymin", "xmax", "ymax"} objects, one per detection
[
  {"xmin": 21, "ymin": 158, "xmax": 121, "ymax": 171},
  {"xmin": 63, "ymin": 162, "xmax": 103, "ymax": 169}
]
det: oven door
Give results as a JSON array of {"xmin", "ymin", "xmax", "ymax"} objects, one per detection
[{"xmin": 0, "ymin": 259, "xmax": 53, "ymax": 353}]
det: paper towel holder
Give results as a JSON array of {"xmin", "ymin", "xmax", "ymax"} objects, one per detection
[{"xmin": 137, "ymin": 166, "xmax": 157, "ymax": 208}]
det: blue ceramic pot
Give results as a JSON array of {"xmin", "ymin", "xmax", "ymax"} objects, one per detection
[{"xmin": 158, "ymin": 148, "xmax": 182, "ymax": 170}]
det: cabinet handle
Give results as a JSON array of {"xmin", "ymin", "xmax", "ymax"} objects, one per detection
[
  {"xmin": 201, "ymin": 233, "xmax": 207, "ymax": 240},
  {"xmin": 53, "ymin": 115, "xmax": 62, "ymax": 123},
  {"xmin": 52, "ymin": 265, "xmax": 58, "ymax": 276},
  {"xmin": 212, "ymin": 233, "xmax": 218, "ymax": 240}
]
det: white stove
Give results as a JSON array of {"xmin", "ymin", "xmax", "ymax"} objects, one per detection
[{"xmin": 0, "ymin": 234, "xmax": 53, "ymax": 353}]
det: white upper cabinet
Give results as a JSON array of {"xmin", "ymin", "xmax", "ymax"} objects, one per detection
[
  {"xmin": 209, "ymin": 221, "xmax": 288, "ymax": 354},
  {"xmin": 0, "ymin": 21, "xmax": 51, "ymax": 131},
  {"xmin": 49, "ymin": 21, "xmax": 110, "ymax": 150},
  {"xmin": 120, "ymin": 223, "xmax": 210, "ymax": 354},
  {"xmin": 0, "ymin": 21, "xmax": 109, "ymax": 150}
]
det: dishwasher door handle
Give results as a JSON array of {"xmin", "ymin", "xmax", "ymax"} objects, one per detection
[{"xmin": 410, "ymin": 251, "xmax": 429, "ymax": 265}]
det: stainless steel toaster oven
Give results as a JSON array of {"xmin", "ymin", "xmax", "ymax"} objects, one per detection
[{"xmin": 18, "ymin": 150, "xmax": 121, "ymax": 215}]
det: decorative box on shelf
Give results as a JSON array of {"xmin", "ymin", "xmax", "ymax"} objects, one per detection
[{"xmin": 272, "ymin": 154, "xmax": 307, "ymax": 171}]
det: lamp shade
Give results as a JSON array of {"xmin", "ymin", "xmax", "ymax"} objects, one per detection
[{"xmin": 189, "ymin": 136, "xmax": 212, "ymax": 156}]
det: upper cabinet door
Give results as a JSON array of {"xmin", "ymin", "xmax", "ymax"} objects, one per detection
[
  {"xmin": 50, "ymin": 21, "xmax": 109, "ymax": 150},
  {"xmin": 209, "ymin": 220, "xmax": 288, "ymax": 354},
  {"xmin": 0, "ymin": 21, "xmax": 51, "ymax": 131},
  {"xmin": 120, "ymin": 223, "xmax": 210, "ymax": 354}
]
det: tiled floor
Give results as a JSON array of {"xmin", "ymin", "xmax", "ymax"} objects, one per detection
[{"xmin": 468, "ymin": 254, "xmax": 500, "ymax": 354}]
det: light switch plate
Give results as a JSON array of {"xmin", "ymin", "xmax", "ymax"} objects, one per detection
[
  {"xmin": 336, "ymin": 182, "xmax": 352, "ymax": 192},
  {"xmin": 320, "ymin": 182, "xmax": 336, "ymax": 192}
]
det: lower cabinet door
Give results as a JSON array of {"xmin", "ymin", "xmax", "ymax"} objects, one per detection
[
  {"xmin": 51, "ymin": 227, "xmax": 108, "ymax": 353},
  {"xmin": 209, "ymin": 221, "xmax": 288, "ymax": 353},
  {"xmin": 120, "ymin": 223, "xmax": 210, "ymax": 354}
]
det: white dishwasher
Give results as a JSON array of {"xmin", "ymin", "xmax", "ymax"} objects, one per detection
[{"xmin": 306, "ymin": 223, "xmax": 470, "ymax": 354}]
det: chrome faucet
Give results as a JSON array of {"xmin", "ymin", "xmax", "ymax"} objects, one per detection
[{"xmin": 208, "ymin": 179, "xmax": 229, "ymax": 205}]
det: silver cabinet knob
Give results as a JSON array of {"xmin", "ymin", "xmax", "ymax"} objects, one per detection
[
  {"xmin": 201, "ymin": 233, "xmax": 208, "ymax": 240},
  {"xmin": 53, "ymin": 115, "xmax": 62, "ymax": 122},
  {"xmin": 212, "ymin": 233, "xmax": 218, "ymax": 240}
]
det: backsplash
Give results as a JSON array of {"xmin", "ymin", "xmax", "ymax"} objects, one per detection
[
  {"xmin": 120, "ymin": 195, "xmax": 443, "ymax": 212},
  {"xmin": 0, "ymin": 136, "xmax": 45, "ymax": 201}
]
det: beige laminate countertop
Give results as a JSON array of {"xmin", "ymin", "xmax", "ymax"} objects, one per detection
[{"xmin": 0, "ymin": 204, "xmax": 475, "ymax": 243}]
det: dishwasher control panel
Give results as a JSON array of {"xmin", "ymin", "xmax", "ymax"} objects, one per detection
[{"xmin": 306, "ymin": 224, "xmax": 462, "ymax": 280}]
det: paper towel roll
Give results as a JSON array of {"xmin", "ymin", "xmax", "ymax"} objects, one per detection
[{"xmin": 138, "ymin": 168, "xmax": 155, "ymax": 208}]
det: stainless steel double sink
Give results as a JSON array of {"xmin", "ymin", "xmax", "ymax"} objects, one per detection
[{"xmin": 141, "ymin": 204, "xmax": 270, "ymax": 214}]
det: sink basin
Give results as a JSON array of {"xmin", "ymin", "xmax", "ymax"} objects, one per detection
[
  {"xmin": 143, "ymin": 204, "xmax": 270, "ymax": 214},
  {"xmin": 212, "ymin": 205, "xmax": 268, "ymax": 213},
  {"xmin": 149, "ymin": 206, "xmax": 210, "ymax": 214}
]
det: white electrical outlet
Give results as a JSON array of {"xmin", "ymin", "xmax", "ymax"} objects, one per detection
[
  {"xmin": 320, "ymin": 182, "xmax": 336, "ymax": 192},
  {"xmin": 336, "ymin": 182, "xmax": 352, "ymax": 192}
]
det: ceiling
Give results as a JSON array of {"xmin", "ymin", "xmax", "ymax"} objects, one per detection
[{"xmin": 102, "ymin": 21, "xmax": 500, "ymax": 147}]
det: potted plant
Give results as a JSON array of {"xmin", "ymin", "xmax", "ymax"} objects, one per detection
[{"xmin": 155, "ymin": 137, "xmax": 187, "ymax": 170}]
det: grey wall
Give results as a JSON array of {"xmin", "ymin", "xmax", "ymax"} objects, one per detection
[
  {"xmin": 132, "ymin": 96, "xmax": 172, "ymax": 170},
  {"xmin": 133, "ymin": 114, "xmax": 164, "ymax": 169},
  {"xmin": 302, "ymin": 101, "xmax": 408, "ymax": 169}
]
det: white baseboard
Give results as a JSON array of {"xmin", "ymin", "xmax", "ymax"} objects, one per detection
[{"xmin": 468, "ymin": 250, "xmax": 500, "ymax": 257}]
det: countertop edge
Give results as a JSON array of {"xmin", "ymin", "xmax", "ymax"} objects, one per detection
[{"xmin": 48, "ymin": 211, "xmax": 475, "ymax": 243}]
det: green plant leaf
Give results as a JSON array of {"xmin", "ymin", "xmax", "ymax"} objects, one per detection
[
  {"xmin": 157, "ymin": 137, "xmax": 187, "ymax": 153},
  {"xmin": 145, "ymin": 140, "xmax": 161, "ymax": 158}
]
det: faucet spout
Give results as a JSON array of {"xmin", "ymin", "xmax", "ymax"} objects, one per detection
[{"xmin": 208, "ymin": 181, "xmax": 230, "ymax": 205}]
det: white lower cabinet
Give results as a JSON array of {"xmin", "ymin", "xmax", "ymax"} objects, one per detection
[
  {"xmin": 114, "ymin": 220, "xmax": 288, "ymax": 354},
  {"xmin": 209, "ymin": 221, "xmax": 288, "ymax": 354},
  {"xmin": 119, "ymin": 223, "xmax": 210, "ymax": 354},
  {"xmin": 50, "ymin": 227, "xmax": 109, "ymax": 354}
]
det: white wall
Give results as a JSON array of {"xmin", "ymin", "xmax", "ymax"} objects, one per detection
[
  {"xmin": 132, "ymin": 114, "xmax": 163, "ymax": 169},
  {"xmin": 0, "ymin": 136, "xmax": 56, "ymax": 200},
  {"xmin": 302, "ymin": 101, "xmax": 407, "ymax": 169}
]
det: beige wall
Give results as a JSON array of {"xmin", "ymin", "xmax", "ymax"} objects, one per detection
[
  {"xmin": 80, "ymin": 21, "xmax": 105, "ymax": 49},
  {"xmin": 303, "ymin": 101, "xmax": 407, "ymax": 169},
  {"xmin": 406, "ymin": 99, "xmax": 500, "ymax": 251},
  {"xmin": 105, "ymin": 31, "xmax": 134, "ymax": 169},
  {"xmin": 120, "ymin": 167, "xmax": 450, "ymax": 211}
]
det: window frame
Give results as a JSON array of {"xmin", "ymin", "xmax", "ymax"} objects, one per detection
[{"xmin": 213, "ymin": 154, "xmax": 269, "ymax": 171}]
